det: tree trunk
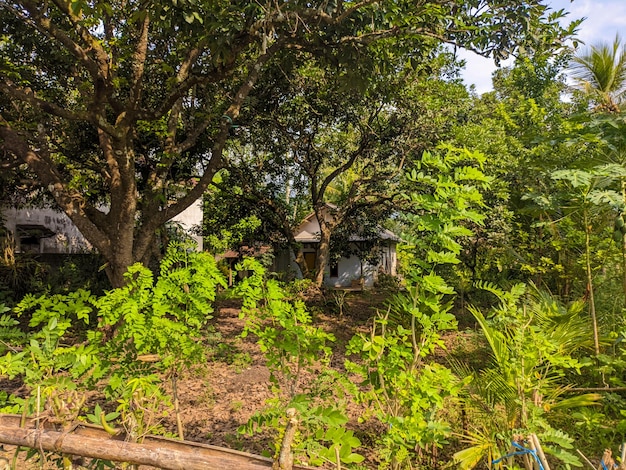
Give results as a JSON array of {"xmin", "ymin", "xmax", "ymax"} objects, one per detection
[
  {"xmin": 314, "ymin": 221, "xmax": 332, "ymax": 287},
  {"xmin": 584, "ymin": 210, "xmax": 600, "ymax": 355},
  {"xmin": 105, "ymin": 218, "xmax": 138, "ymax": 288},
  {"xmin": 291, "ymin": 246, "xmax": 310, "ymax": 280}
]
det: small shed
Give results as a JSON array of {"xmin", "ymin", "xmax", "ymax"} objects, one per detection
[{"xmin": 279, "ymin": 206, "xmax": 400, "ymax": 288}]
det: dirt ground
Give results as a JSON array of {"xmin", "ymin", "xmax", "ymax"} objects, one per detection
[
  {"xmin": 175, "ymin": 291, "xmax": 385, "ymax": 453},
  {"xmin": 0, "ymin": 289, "xmax": 485, "ymax": 469}
]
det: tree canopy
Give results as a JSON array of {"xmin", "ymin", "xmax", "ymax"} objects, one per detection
[{"xmin": 0, "ymin": 0, "xmax": 574, "ymax": 286}]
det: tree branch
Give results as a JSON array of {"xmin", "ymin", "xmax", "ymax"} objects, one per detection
[
  {"xmin": 0, "ymin": 81, "xmax": 88, "ymax": 122},
  {"xmin": 317, "ymin": 131, "xmax": 374, "ymax": 202},
  {"xmin": 0, "ymin": 118, "xmax": 112, "ymax": 257},
  {"xmin": 49, "ymin": 0, "xmax": 112, "ymax": 80},
  {"xmin": 15, "ymin": 1, "xmax": 105, "ymax": 81},
  {"xmin": 120, "ymin": 9, "xmax": 151, "ymax": 126},
  {"xmin": 133, "ymin": 41, "xmax": 283, "ymax": 261}
]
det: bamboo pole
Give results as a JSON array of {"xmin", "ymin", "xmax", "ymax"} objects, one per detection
[
  {"xmin": 527, "ymin": 436, "xmax": 540, "ymax": 470},
  {"xmin": 530, "ymin": 434, "xmax": 550, "ymax": 470}
]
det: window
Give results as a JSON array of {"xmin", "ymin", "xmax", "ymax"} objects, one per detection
[
  {"xmin": 16, "ymin": 224, "xmax": 55, "ymax": 254},
  {"xmin": 330, "ymin": 263, "xmax": 339, "ymax": 278}
]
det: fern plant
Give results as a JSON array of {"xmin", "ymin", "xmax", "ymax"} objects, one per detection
[
  {"xmin": 95, "ymin": 242, "xmax": 226, "ymax": 438},
  {"xmin": 344, "ymin": 146, "xmax": 490, "ymax": 469},
  {"xmin": 0, "ymin": 242, "xmax": 227, "ymax": 443}
]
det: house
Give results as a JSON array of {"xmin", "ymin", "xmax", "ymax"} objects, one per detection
[
  {"xmin": 273, "ymin": 206, "xmax": 400, "ymax": 288},
  {"xmin": 1, "ymin": 199, "xmax": 204, "ymax": 254},
  {"xmin": 2, "ymin": 207, "xmax": 91, "ymax": 254}
]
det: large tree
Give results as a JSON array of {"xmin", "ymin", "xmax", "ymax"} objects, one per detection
[
  {"xmin": 208, "ymin": 55, "xmax": 474, "ymax": 286},
  {"xmin": 246, "ymin": 61, "xmax": 410, "ymax": 286},
  {"xmin": 0, "ymin": 0, "xmax": 572, "ymax": 286}
]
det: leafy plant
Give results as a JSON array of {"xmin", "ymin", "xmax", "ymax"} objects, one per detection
[
  {"xmin": 343, "ymin": 146, "xmax": 490, "ymax": 469},
  {"xmin": 454, "ymin": 283, "xmax": 600, "ymax": 469},
  {"xmin": 0, "ymin": 242, "xmax": 226, "ymax": 446},
  {"xmin": 345, "ymin": 288, "xmax": 463, "ymax": 469},
  {"xmin": 549, "ymin": 165, "xmax": 626, "ymax": 353},
  {"xmin": 95, "ymin": 242, "xmax": 226, "ymax": 439},
  {"xmin": 0, "ymin": 303, "xmax": 23, "ymax": 355},
  {"xmin": 236, "ymin": 258, "xmax": 334, "ymax": 399},
  {"xmin": 235, "ymin": 259, "xmax": 360, "ymax": 466}
]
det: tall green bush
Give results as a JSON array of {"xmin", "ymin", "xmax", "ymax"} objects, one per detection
[
  {"xmin": 236, "ymin": 258, "xmax": 363, "ymax": 467},
  {"xmin": 0, "ymin": 242, "xmax": 226, "ymax": 446},
  {"xmin": 344, "ymin": 146, "xmax": 490, "ymax": 468}
]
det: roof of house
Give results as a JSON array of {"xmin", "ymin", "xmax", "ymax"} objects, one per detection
[
  {"xmin": 294, "ymin": 204, "xmax": 400, "ymax": 243},
  {"xmin": 218, "ymin": 245, "xmax": 273, "ymax": 260}
]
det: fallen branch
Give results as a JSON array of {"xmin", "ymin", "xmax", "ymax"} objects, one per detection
[
  {"xmin": 0, "ymin": 414, "xmax": 308, "ymax": 470},
  {"xmin": 576, "ymin": 448, "xmax": 596, "ymax": 470}
]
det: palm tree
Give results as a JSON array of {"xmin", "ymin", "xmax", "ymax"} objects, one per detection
[{"xmin": 571, "ymin": 34, "xmax": 626, "ymax": 113}]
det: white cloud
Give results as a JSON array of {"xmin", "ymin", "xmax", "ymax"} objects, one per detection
[
  {"xmin": 554, "ymin": 0, "xmax": 626, "ymax": 46},
  {"xmin": 460, "ymin": 0, "xmax": 626, "ymax": 94},
  {"xmin": 456, "ymin": 49, "xmax": 508, "ymax": 95}
]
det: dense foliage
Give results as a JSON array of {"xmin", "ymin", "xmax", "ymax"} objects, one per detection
[
  {"xmin": 0, "ymin": 0, "xmax": 574, "ymax": 287},
  {"xmin": 6, "ymin": 2, "xmax": 626, "ymax": 469}
]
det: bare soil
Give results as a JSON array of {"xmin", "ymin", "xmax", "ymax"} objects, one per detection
[
  {"xmin": 0, "ymin": 289, "xmax": 487, "ymax": 469},
  {"xmin": 174, "ymin": 291, "xmax": 385, "ymax": 454}
]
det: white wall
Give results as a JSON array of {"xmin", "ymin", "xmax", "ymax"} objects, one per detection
[
  {"xmin": 171, "ymin": 198, "xmax": 203, "ymax": 250},
  {"xmin": 3, "ymin": 207, "xmax": 92, "ymax": 253},
  {"xmin": 3, "ymin": 198, "xmax": 204, "ymax": 254},
  {"xmin": 330, "ymin": 254, "xmax": 376, "ymax": 288}
]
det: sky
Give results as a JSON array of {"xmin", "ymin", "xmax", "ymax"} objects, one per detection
[{"xmin": 459, "ymin": 0, "xmax": 626, "ymax": 94}]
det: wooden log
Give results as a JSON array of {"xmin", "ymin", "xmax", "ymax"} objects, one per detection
[{"xmin": 0, "ymin": 414, "xmax": 309, "ymax": 470}]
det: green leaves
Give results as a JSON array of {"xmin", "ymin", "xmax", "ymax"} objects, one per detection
[
  {"xmin": 0, "ymin": 306, "xmax": 24, "ymax": 355},
  {"xmin": 0, "ymin": 242, "xmax": 226, "ymax": 441},
  {"xmin": 312, "ymin": 426, "xmax": 364, "ymax": 465},
  {"xmin": 98, "ymin": 242, "xmax": 226, "ymax": 374},
  {"xmin": 459, "ymin": 284, "xmax": 595, "ymax": 468},
  {"xmin": 235, "ymin": 258, "xmax": 334, "ymax": 386},
  {"xmin": 345, "ymin": 280, "xmax": 460, "ymax": 466},
  {"xmin": 234, "ymin": 259, "xmax": 359, "ymax": 466}
]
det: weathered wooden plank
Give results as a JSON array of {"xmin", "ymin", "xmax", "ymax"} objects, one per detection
[{"xmin": 0, "ymin": 414, "xmax": 309, "ymax": 470}]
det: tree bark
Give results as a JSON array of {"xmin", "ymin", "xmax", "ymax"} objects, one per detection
[
  {"xmin": 314, "ymin": 216, "xmax": 333, "ymax": 287},
  {"xmin": 292, "ymin": 246, "xmax": 310, "ymax": 280},
  {"xmin": 0, "ymin": 428, "xmax": 271, "ymax": 470},
  {"xmin": 0, "ymin": 414, "xmax": 312, "ymax": 470},
  {"xmin": 274, "ymin": 408, "xmax": 298, "ymax": 470}
]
